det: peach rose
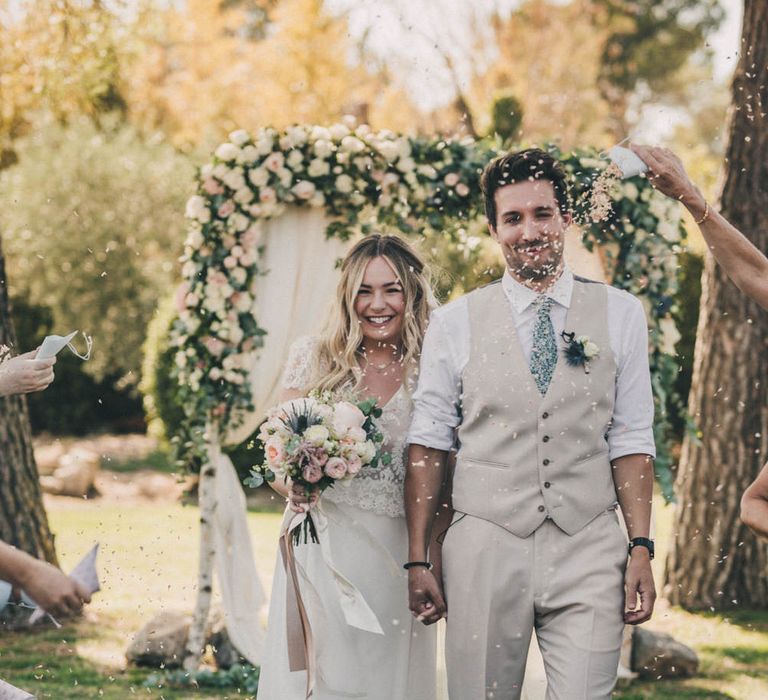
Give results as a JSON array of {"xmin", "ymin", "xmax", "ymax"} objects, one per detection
[{"xmin": 324, "ymin": 457, "xmax": 347, "ymax": 480}]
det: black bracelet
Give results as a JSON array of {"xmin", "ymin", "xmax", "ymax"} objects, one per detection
[{"xmin": 403, "ymin": 561, "xmax": 432, "ymax": 571}]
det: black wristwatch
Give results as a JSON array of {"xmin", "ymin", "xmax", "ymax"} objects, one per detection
[{"xmin": 628, "ymin": 537, "xmax": 655, "ymax": 560}]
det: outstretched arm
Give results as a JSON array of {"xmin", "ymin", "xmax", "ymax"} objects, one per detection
[
  {"xmin": 741, "ymin": 463, "xmax": 768, "ymax": 539},
  {"xmin": 0, "ymin": 541, "xmax": 90, "ymax": 617},
  {"xmin": 612, "ymin": 453, "xmax": 656, "ymax": 625},
  {"xmin": 631, "ymin": 144, "xmax": 768, "ymax": 310}
]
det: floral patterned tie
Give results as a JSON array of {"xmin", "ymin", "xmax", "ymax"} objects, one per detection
[{"xmin": 530, "ymin": 296, "xmax": 557, "ymax": 395}]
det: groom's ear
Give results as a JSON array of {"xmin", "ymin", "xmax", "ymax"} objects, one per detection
[
  {"xmin": 561, "ymin": 211, "xmax": 573, "ymax": 228},
  {"xmin": 487, "ymin": 221, "xmax": 498, "ymax": 240}
]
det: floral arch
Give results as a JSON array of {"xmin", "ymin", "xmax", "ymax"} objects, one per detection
[{"xmin": 170, "ymin": 120, "xmax": 685, "ymax": 669}]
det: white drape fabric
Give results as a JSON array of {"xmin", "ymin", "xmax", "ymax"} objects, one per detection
[
  {"xmin": 225, "ymin": 206, "xmax": 351, "ymax": 447},
  {"xmin": 207, "ymin": 207, "xmax": 351, "ymax": 665}
]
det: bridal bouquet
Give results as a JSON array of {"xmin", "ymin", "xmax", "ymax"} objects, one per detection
[{"xmin": 245, "ymin": 392, "xmax": 388, "ymax": 543}]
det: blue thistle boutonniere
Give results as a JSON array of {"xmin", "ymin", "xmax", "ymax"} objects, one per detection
[{"xmin": 561, "ymin": 331, "xmax": 600, "ymax": 374}]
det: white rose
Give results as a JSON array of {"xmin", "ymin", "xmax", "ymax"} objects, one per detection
[
  {"xmin": 255, "ymin": 133, "xmax": 274, "ymax": 155},
  {"xmin": 396, "ymin": 157, "xmax": 415, "ymax": 173},
  {"xmin": 292, "ymin": 180, "xmax": 316, "ymax": 200},
  {"xmin": 175, "ymin": 351, "xmax": 188, "ymax": 368},
  {"xmin": 417, "ymin": 164, "xmax": 437, "ymax": 179},
  {"xmin": 241, "ymin": 145, "xmax": 259, "ymax": 163},
  {"xmin": 313, "ymin": 139, "xmax": 334, "ymax": 159},
  {"xmin": 231, "ymin": 267, "xmax": 247, "ymax": 285},
  {"xmin": 395, "ymin": 137, "xmax": 411, "ymax": 159},
  {"xmin": 278, "ymin": 168, "xmax": 293, "ymax": 188},
  {"xmin": 200, "ymin": 163, "xmax": 213, "ymax": 178},
  {"xmin": 285, "ymin": 126, "xmax": 308, "ymax": 147},
  {"xmin": 311, "ymin": 126, "xmax": 332, "ymax": 142},
  {"xmin": 234, "ymin": 187, "xmax": 254, "ymax": 205},
  {"xmin": 583, "ymin": 341, "xmax": 600, "ymax": 359},
  {"xmin": 308, "ymin": 158, "xmax": 330, "ymax": 177},
  {"xmin": 212, "ymin": 163, "xmax": 228, "ymax": 179},
  {"xmin": 209, "ymin": 367, "xmax": 222, "ymax": 381},
  {"xmin": 444, "ymin": 172, "xmax": 460, "ymax": 187},
  {"xmin": 223, "ymin": 168, "xmax": 246, "ymax": 191},
  {"xmin": 234, "ymin": 291, "xmax": 252, "ymax": 311},
  {"xmin": 287, "ymin": 150, "xmax": 304, "ymax": 169},
  {"xmin": 305, "ymin": 424, "xmax": 330, "ymax": 447},
  {"xmin": 185, "ymin": 228, "xmax": 204, "ymax": 248},
  {"xmin": 329, "ymin": 123, "xmax": 351, "ymax": 140},
  {"xmin": 185, "ymin": 195, "xmax": 210, "ymax": 223},
  {"xmin": 231, "ymin": 213, "xmax": 249, "ymax": 232},
  {"xmin": 335, "ymin": 174, "xmax": 354, "ymax": 193},
  {"xmin": 340, "ymin": 135, "xmax": 365, "ymax": 153},
  {"xmin": 309, "ymin": 192, "xmax": 326, "ymax": 208},
  {"xmin": 378, "ymin": 141, "xmax": 400, "ymax": 162},
  {"xmin": 229, "ymin": 129, "xmax": 249, "ymax": 146},
  {"xmin": 249, "ymin": 167, "xmax": 269, "ymax": 187},
  {"xmin": 356, "ymin": 440, "xmax": 377, "ymax": 463},
  {"xmin": 215, "ymin": 143, "xmax": 240, "ymax": 162}
]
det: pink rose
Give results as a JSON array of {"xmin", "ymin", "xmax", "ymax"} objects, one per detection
[
  {"xmin": 240, "ymin": 251, "xmax": 256, "ymax": 267},
  {"xmin": 224, "ymin": 255, "xmax": 238, "ymax": 269},
  {"xmin": 324, "ymin": 457, "xmax": 347, "ymax": 480},
  {"xmin": 175, "ymin": 282, "xmax": 190, "ymax": 313},
  {"xmin": 218, "ymin": 200, "xmax": 235, "ymax": 218},
  {"xmin": 346, "ymin": 453, "xmax": 363, "ymax": 475},
  {"xmin": 444, "ymin": 172, "xmax": 460, "ymax": 187},
  {"xmin": 311, "ymin": 449, "xmax": 329, "ymax": 467},
  {"xmin": 264, "ymin": 152, "xmax": 285, "ymax": 172},
  {"xmin": 303, "ymin": 462, "xmax": 323, "ymax": 483},
  {"xmin": 259, "ymin": 187, "xmax": 276, "ymax": 203},
  {"xmin": 332, "ymin": 401, "xmax": 366, "ymax": 436},
  {"xmin": 248, "ymin": 204, "xmax": 263, "ymax": 217},
  {"xmin": 185, "ymin": 292, "xmax": 200, "ymax": 308},
  {"xmin": 203, "ymin": 336, "xmax": 226, "ymax": 357},
  {"xmin": 203, "ymin": 177, "xmax": 224, "ymax": 195},
  {"xmin": 242, "ymin": 226, "xmax": 259, "ymax": 247},
  {"xmin": 456, "ymin": 183, "xmax": 470, "ymax": 197},
  {"xmin": 222, "ymin": 234, "xmax": 236, "ymax": 249},
  {"xmin": 265, "ymin": 436, "xmax": 286, "ymax": 467}
]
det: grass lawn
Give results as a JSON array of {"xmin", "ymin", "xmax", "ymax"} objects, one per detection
[{"xmin": 2, "ymin": 490, "xmax": 767, "ymax": 698}]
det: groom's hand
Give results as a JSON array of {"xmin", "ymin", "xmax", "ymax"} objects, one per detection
[
  {"xmin": 408, "ymin": 567, "xmax": 446, "ymax": 625},
  {"xmin": 623, "ymin": 548, "xmax": 656, "ymax": 625}
]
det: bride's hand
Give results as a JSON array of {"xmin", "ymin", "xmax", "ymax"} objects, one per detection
[
  {"xmin": 287, "ymin": 482, "xmax": 319, "ymax": 513},
  {"xmin": 408, "ymin": 567, "xmax": 446, "ymax": 625}
]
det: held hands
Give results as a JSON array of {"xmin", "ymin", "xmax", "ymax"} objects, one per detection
[
  {"xmin": 287, "ymin": 482, "xmax": 319, "ymax": 514},
  {"xmin": 623, "ymin": 548, "xmax": 656, "ymax": 625},
  {"xmin": 0, "ymin": 350, "xmax": 56, "ymax": 397},
  {"xmin": 629, "ymin": 144, "xmax": 707, "ymax": 215},
  {"xmin": 408, "ymin": 566, "xmax": 446, "ymax": 626}
]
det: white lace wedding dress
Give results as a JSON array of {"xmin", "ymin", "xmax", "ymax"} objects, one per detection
[{"xmin": 256, "ymin": 337, "xmax": 437, "ymax": 700}]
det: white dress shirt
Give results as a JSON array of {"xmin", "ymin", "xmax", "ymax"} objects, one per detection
[{"xmin": 408, "ymin": 267, "xmax": 657, "ymax": 461}]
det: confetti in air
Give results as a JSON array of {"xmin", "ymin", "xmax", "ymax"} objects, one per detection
[{"xmin": 588, "ymin": 162, "xmax": 623, "ymax": 223}]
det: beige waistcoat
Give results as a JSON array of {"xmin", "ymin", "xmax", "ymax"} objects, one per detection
[{"xmin": 453, "ymin": 278, "xmax": 618, "ymax": 537}]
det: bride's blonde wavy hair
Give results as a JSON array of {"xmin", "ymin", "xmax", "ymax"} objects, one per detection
[{"xmin": 310, "ymin": 234, "xmax": 435, "ymax": 394}]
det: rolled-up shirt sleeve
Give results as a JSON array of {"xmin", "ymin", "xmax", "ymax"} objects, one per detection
[
  {"xmin": 407, "ymin": 310, "xmax": 462, "ymax": 451},
  {"xmin": 608, "ymin": 294, "xmax": 657, "ymax": 461}
]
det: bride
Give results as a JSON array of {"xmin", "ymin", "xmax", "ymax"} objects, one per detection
[{"xmin": 257, "ymin": 234, "xmax": 447, "ymax": 700}]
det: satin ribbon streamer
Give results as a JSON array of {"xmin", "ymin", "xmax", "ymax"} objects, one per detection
[{"xmin": 280, "ymin": 504, "xmax": 384, "ymax": 698}]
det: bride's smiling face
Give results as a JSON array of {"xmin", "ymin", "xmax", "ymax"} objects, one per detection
[{"xmin": 354, "ymin": 256, "xmax": 405, "ymax": 344}]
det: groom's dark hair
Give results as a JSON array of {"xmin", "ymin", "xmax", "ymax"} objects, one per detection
[{"xmin": 480, "ymin": 148, "xmax": 570, "ymax": 229}]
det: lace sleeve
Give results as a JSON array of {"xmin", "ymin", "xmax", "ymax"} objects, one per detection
[{"xmin": 281, "ymin": 336, "xmax": 321, "ymax": 391}]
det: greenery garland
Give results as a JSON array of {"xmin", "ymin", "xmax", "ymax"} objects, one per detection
[{"xmin": 171, "ymin": 121, "xmax": 685, "ymax": 500}]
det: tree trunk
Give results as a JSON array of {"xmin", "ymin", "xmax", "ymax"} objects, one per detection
[
  {"xmin": 0, "ymin": 237, "xmax": 58, "ymax": 564},
  {"xmin": 664, "ymin": 0, "xmax": 768, "ymax": 609}
]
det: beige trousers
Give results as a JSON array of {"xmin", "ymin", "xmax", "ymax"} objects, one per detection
[{"xmin": 442, "ymin": 509, "xmax": 627, "ymax": 700}]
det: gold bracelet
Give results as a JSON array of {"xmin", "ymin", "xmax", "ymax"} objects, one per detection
[{"xmin": 694, "ymin": 200, "xmax": 710, "ymax": 225}]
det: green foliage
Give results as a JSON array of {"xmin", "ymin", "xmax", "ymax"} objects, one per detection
[
  {"xmin": 141, "ymin": 294, "xmax": 186, "ymax": 445},
  {"xmin": 144, "ymin": 664, "xmax": 260, "ymax": 694},
  {"xmin": 670, "ymin": 250, "xmax": 703, "ymax": 438},
  {"xmin": 592, "ymin": 0, "xmax": 724, "ymax": 95},
  {"xmin": 12, "ymin": 296, "xmax": 142, "ymax": 434},
  {"xmin": 489, "ymin": 91, "xmax": 524, "ymax": 143},
  {"xmin": 0, "ymin": 118, "xmax": 195, "ymax": 389}
]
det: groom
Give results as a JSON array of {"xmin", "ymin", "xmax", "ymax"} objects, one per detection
[{"xmin": 404, "ymin": 148, "xmax": 656, "ymax": 698}]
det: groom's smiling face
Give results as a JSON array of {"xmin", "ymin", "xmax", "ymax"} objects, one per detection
[{"xmin": 489, "ymin": 179, "xmax": 571, "ymax": 285}]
